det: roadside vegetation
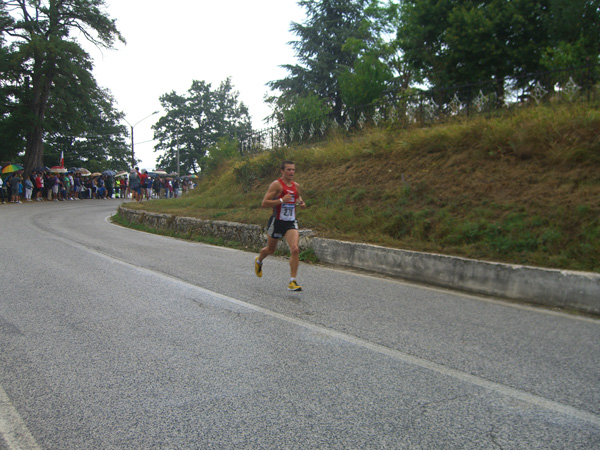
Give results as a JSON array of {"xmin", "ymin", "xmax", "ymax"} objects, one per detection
[{"xmin": 121, "ymin": 103, "xmax": 600, "ymax": 273}]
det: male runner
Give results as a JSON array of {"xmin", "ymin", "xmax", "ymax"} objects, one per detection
[{"xmin": 254, "ymin": 160, "xmax": 307, "ymax": 291}]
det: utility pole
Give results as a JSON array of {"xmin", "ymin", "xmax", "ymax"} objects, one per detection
[{"xmin": 123, "ymin": 111, "xmax": 159, "ymax": 167}]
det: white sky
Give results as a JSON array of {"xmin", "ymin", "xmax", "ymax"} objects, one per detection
[{"xmin": 85, "ymin": 0, "xmax": 305, "ymax": 170}]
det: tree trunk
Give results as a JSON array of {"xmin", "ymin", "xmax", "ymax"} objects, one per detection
[
  {"xmin": 23, "ymin": 55, "xmax": 54, "ymax": 178},
  {"xmin": 23, "ymin": 126, "xmax": 45, "ymax": 176}
]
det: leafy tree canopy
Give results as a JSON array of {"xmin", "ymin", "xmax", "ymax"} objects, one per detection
[
  {"xmin": 268, "ymin": 0, "xmax": 396, "ymax": 123},
  {"xmin": 153, "ymin": 78, "xmax": 252, "ymax": 175},
  {"xmin": 396, "ymin": 0, "xmax": 600, "ymax": 96},
  {"xmin": 0, "ymin": 0, "xmax": 126, "ymax": 175}
]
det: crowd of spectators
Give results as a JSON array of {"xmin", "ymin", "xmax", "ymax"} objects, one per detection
[{"xmin": 0, "ymin": 166, "xmax": 195, "ymax": 204}]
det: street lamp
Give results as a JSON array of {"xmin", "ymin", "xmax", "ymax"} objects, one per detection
[{"xmin": 123, "ymin": 111, "xmax": 159, "ymax": 167}]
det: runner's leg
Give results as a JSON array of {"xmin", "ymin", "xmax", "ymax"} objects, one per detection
[
  {"xmin": 259, "ymin": 236, "xmax": 279, "ymax": 262},
  {"xmin": 284, "ymin": 229, "xmax": 300, "ymax": 278}
]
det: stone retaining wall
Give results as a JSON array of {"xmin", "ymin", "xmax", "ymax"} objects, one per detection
[{"xmin": 117, "ymin": 207, "xmax": 313, "ymax": 252}]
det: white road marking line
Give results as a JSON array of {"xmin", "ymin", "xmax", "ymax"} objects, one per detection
[
  {"xmin": 200, "ymin": 285, "xmax": 600, "ymax": 427},
  {"xmin": 0, "ymin": 385, "xmax": 41, "ymax": 450}
]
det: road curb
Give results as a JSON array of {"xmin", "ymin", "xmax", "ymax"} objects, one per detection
[{"xmin": 311, "ymin": 238, "xmax": 600, "ymax": 315}]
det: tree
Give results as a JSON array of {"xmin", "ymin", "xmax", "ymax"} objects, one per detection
[
  {"xmin": 338, "ymin": 53, "xmax": 393, "ymax": 115},
  {"xmin": 1, "ymin": 0, "xmax": 125, "ymax": 175},
  {"xmin": 540, "ymin": 0, "xmax": 600, "ymax": 87},
  {"xmin": 0, "ymin": 4, "xmax": 24, "ymax": 162},
  {"xmin": 44, "ymin": 85, "xmax": 130, "ymax": 172},
  {"xmin": 396, "ymin": 0, "xmax": 600, "ymax": 99},
  {"xmin": 153, "ymin": 78, "xmax": 252, "ymax": 175},
  {"xmin": 268, "ymin": 0, "xmax": 381, "ymax": 123},
  {"xmin": 398, "ymin": 0, "xmax": 516, "ymax": 97}
]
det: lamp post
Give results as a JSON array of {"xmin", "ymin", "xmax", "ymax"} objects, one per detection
[{"xmin": 123, "ymin": 111, "xmax": 159, "ymax": 167}]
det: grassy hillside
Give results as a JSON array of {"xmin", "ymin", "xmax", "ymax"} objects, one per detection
[{"xmin": 123, "ymin": 104, "xmax": 600, "ymax": 273}]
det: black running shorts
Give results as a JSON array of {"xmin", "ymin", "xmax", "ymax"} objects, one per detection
[{"xmin": 267, "ymin": 216, "xmax": 298, "ymax": 239}]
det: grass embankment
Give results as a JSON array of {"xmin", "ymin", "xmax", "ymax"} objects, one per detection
[{"xmin": 123, "ymin": 104, "xmax": 600, "ymax": 273}]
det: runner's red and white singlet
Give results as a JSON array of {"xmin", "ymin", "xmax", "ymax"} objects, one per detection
[{"xmin": 273, "ymin": 178, "xmax": 298, "ymax": 221}]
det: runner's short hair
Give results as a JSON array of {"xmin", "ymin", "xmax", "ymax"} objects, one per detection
[{"xmin": 280, "ymin": 160, "xmax": 295, "ymax": 170}]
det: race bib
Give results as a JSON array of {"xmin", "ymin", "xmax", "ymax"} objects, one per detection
[{"xmin": 281, "ymin": 202, "xmax": 296, "ymax": 221}]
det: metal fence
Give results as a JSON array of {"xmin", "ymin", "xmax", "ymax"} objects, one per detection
[{"xmin": 240, "ymin": 63, "xmax": 600, "ymax": 155}]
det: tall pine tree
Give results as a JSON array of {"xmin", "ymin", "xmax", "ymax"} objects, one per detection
[{"xmin": 268, "ymin": 0, "xmax": 378, "ymax": 123}]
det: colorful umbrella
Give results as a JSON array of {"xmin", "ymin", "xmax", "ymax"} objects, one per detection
[
  {"xmin": 50, "ymin": 166, "xmax": 67, "ymax": 173},
  {"xmin": 1, "ymin": 164, "xmax": 24, "ymax": 174},
  {"xmin": 115, "ymin": 171, "xmax": 128, "ymax": 178}
]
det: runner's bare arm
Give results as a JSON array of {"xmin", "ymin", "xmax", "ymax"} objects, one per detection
[
  {"xmin": 261, "ymin": 180, "xmax": 283, "ymax": 208},
  {"xmin": 295, "ymin": 182, "xmax": 306, "ymax": 208}
]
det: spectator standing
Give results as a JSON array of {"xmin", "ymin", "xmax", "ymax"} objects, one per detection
[
  {"xmin": 62, "ymin": 174, "xmax": 71, "ymax": 200},
  {"xmin": 8, "ymin": 172, "xmax": 22, "ymax": 203},
  {"xmin": 34, "ymin": 172, "xmax": 44, "ymax": 201},
  {"xmin": 96, "ymin": 176, "xmax": 106, "ymax": 199},
  {"xmin": 129, "ymin": 169, "xmax": 141, "ymax": 202},
  {"xmin": 164, "ymin": 179, "xmax": 172, "ymax": 199},
  {"xmin": 120, "ymin": 177, "xmax": 128, "ymax": 199},
  {"xmin": 29, "ymin": 172, "xmax": 37, "ymax": 200},
  {"xmin": 153, "ymin": 175, "xmax": 162, "ymax": 199},
  {"xmin": 85, "ymin": 177, "xmax": 94, "ymax": 199},
  {"xmin": 0, "ymin": 175, "xmax": 5, "ymax": 204},
  {"xmin": 144, "ymin": 175, "xmax": 152, "ymax": 199},
  {"xmin": 24, "ymin": 176, "xmax": 33, "ymax": 201},
  {"xmin": 44, "ymin": 173, "xmax": 52, "ymax": 200},
  {"xmin": 51, "ymin": 173, "xmax": 61, "ymax": 201},
  {"xmin": 106, "ymin": 175, "xmax": 114, "ymax": 199},
  {"xmin": 73, "ymin": 173, "xmax": 81, "ymax": 200},
  {"xmin": 139, "ymin": 169, "xmax": 149, "ymax": 200},
  {"xmin": 173, "ymin": 178, "xmax": 179, "ymax": 198},
  {"xmin": 92, "ymin": 177, "xmax": 99, "ymax": 198},
  {"xmin": 68, "ymin": 173, "xmax": 74, "ymax": 199}
]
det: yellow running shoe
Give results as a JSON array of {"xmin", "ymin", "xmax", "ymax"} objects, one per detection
[
  {"xmin": 254, "ymin": 256, "xmax": 262, "ymax": 277},
  {"xmin": 288, "ymin": 280, "xmax": 302, "ymax": 291}
]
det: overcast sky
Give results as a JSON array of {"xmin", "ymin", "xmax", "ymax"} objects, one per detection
[{"xmin": 85, "ymin": 0, "xmax": 305, "ymax": 170}]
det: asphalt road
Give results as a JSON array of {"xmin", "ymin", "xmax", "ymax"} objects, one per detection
[{"xmin": 0, "ymin": 199, "xmax": 599, "ymax": 449}]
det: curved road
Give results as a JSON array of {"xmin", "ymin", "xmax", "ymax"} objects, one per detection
[{"xmin": 1, "ymin": 200, "xmax": 599, "ymax": 449}]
